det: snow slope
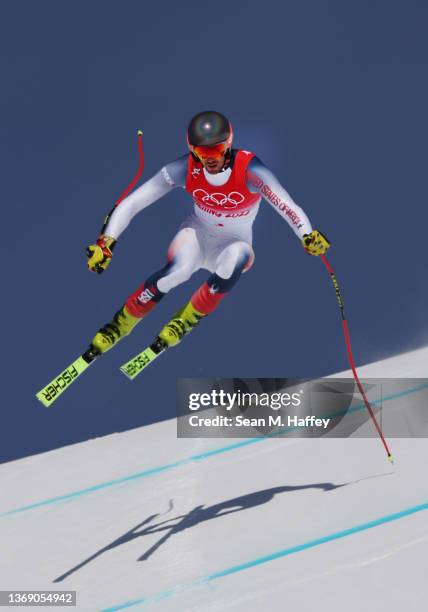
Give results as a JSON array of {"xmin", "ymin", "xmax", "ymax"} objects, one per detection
[{"xmin": 1, "ymin": 347, "xmax": 427, "ymax": 611}]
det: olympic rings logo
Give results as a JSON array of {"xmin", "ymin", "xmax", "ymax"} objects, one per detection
[{"xmin": 192, "ymin": 189, "xmax": 245, "ymax": 209}]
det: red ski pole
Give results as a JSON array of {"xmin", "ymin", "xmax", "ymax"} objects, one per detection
[
  {"xmin": 320, "ymin": 254, "xmax": 394, "ymax": 463},
  {"xmin": 98, "ymin": 130, "xmax": 144, "ymax": 239},
  {"xmin": 114, "ymin": 130, "xmax": 145, "ymax": 206}
]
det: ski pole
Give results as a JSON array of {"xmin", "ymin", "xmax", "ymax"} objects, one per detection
[
  {"xmin": 114, "ymin": 130, "xmax": 145, "ymax": 206},
  {"xmin": 320, "ymin": 254, "xmax": 394, "ymax": 463},
  {"xmin": 94, "ymin": 130, "xmax": 145, "ymax": 270},
  {"xmin": 101, "ymin": 129, "xmax": 145, "ymax": 229}
]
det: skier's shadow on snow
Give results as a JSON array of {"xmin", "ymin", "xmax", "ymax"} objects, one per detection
[{"xmin": 53, "ymin": 481, "xmax": 347, "ymax": 583}]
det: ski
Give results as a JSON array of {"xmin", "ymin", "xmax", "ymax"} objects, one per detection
[
  {"xmin": 36, "ymin": 349, "xmax": 99, "ymax": 407},
  {"xmin": 120, "ymin": 338, "xmax": 166, "ymax": 380}
]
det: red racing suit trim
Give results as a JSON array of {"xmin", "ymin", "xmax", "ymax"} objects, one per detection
[{"xmin": 185, "ymin": 150, "xmax": 260, "ymax": 217}]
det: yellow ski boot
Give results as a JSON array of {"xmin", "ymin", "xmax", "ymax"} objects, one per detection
[
  {"xmin": 119, "ymin": 301, "xmax": 207, "ymax": 380},
  {"xmin": 158, "ymin": 301, "xmax": 205, "ymax": 348},
  {"xmin": 91, "ymin": 305, "xmax": 141, "ymax": 355}
]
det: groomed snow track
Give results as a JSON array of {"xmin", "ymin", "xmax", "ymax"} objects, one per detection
[{"xmin": 1, "ymin": 347, "xmax": 428, "ymax": 611}]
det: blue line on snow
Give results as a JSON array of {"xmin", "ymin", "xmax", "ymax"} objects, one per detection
[
  {"xmin": 1, "ymin": 382, "xmax": 427, "ymax": 518},
  {"xmin": 101, "ymin": 499, "xmax": 428, "ymax": 611}
]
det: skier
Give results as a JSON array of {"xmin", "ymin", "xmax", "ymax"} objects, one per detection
[{"xmin": 84, "ymin": 111, "xmax": 330, "ymax": 362}]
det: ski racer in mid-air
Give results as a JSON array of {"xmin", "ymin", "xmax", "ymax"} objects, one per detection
[{"xmin": 84, "ymin": 111, "xmax": 330, "ymax": 361}]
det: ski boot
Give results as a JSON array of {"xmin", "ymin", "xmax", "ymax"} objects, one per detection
[
  {"xmin": 83, "ymin": 305, "xmax": 141, "ymax": 362},
  {"xmin": 155, "ymin": 301, "xmax": 205, "ymax": 352},
  {"xmin": 119, "ymin": 301, "xmax": 207, "ymax": 380}
]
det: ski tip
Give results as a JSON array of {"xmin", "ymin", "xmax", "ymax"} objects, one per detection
[
  {"xmin": 35, "ymin": 392, "xmax": 52, "ymax": 408},
  {"xmin": 120, "ymin": 366, "xmax": 136, "ymax": 381},
  {"xmin": 36, "ymin": 356, "xmax": 91, "ymax": 407},
  {"xmin": 137, "ymin": 130, "xmax": 143, "ymax": 136},
  {"xmin": 119, "ymin": 347, "xmax": 158, "ymax": 381}
]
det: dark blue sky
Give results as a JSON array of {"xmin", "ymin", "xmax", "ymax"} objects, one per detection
[{"xmin": 2, "ymin": 1, "xmax": 427, "ymax": 462}]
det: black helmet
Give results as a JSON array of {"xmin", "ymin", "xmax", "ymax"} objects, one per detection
[{"xmin": 187, "ymin": 111, "xmax": 233, "ymax": 153}]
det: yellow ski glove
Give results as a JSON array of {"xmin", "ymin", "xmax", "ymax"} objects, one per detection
[
  {"xmin": 302, "ymin": 230, "xmax": 330, "ymax": 256},
  {"xmin": 86, "ymin": 235, "xmax": 116, "ymax": 274}
]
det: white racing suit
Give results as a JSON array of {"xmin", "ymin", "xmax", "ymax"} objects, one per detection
[{"xmin": 103, "ymin": 149, "xmax": 312, "ymax": 317}]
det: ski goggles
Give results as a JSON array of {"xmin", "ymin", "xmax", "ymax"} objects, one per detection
[{"xmin": 193, "ymin": 142, "xmax": 228, "ymax": 161}]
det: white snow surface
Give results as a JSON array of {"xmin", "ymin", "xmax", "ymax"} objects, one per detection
[{"xmin": 1, "ymin": 347, "xmax": 428, "ymax": 611}]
